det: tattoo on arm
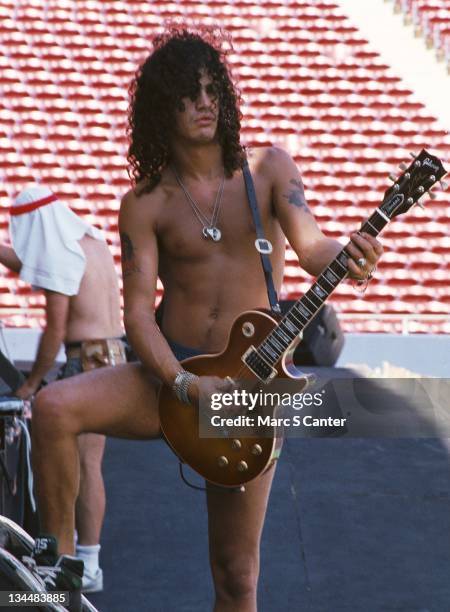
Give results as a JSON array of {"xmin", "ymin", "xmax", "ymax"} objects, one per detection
[
  {"xmin": 120, "ymin": 232, "xmax": 141, "ymax": 277},
  {"xmin": 283, "ymin": 179, "xmax": 311, "ymax": 214}
]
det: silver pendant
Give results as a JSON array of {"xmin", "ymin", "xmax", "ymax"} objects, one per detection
[{"xmin": 203, "ymin": 227, "xmax": 222, "ymax": 242}]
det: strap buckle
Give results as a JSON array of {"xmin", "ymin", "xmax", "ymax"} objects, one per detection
[
  {"xmin": 272, "ymin": 303, "xmax": 282, "ymax": 315},
  {"xmin": 255, "ymin": 238, "xmax": 273, "ymax": 254}
]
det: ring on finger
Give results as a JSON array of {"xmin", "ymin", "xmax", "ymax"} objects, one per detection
[{"xmin": 357, "ymin": 257, "xmax": 367, "ymax": 268}]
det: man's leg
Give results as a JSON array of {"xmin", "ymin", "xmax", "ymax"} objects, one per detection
[
  {"xmin": 74, "ymin": 433, "xmax": 106, "ymax": 591},
  {"xmin": 32, "ymin": 362, "xmax": 161, "ymax": 555},
  {"xmin": 75, "ymin": 433, "xmax": 106, "ymax": 546},
  {"xmin": 206, "ymin": 463, "xmax": 276, "ymax": 612}
]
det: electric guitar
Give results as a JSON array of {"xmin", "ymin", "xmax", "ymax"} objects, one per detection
[{"xmin": 159, "ymin": 149, "xmax": 448, "ymax": 488}]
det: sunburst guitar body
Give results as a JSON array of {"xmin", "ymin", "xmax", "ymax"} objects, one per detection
[{"xmin": 159, "ymin": 310, "xmax": 310, "ymax": 488}]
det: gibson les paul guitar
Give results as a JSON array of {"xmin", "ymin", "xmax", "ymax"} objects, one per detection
[{"xmin": 159, "ymin": 149, "xmax": 448, "ymax": 487}]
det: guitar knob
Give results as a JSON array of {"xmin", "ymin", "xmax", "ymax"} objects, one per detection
[
  {"xmin": 237, "ymin": 461, "xmax": 248, "ymax": 472},
  {"xmin": 217, "ymin": 456, "xmax": 229, "ymax": 467},
  {"xmin": 231, "ymin": 439, "xmax": 242, "ymax": 450},
  {"xmin": 251, "ymin": 444, "xmax": 263, "ymax": 455},
  {"xmin": 242, "ymin": 322, "xmax": 255, "ymax": 337}
]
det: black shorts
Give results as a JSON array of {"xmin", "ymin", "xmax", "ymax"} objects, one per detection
[
  {"xmin": 56, "ymin": 358, "xmax": 83, "ymax": 380},
  {"xmin": 166, "ymin": 338, "xmax": 205, "ymax": 362}
]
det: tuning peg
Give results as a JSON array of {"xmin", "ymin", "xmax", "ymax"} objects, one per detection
[
  {"xmin": 428, "ymin": 190, "xmax": 438, "ymax": 200},
  {"xmin": 440, "ymin": 180, "xmax": 448, "ymax": 191},
  {"xmin": 399, "ymin": 163, "xmax": 408, "ymax": 171},
  {"xmin": 415, "ymin": 200, "xmax": 425, "ymax": 209},
  {"xmin": 409, "ymin": 152, "xmax": 416, "ymax": 159},
  {"xmin": 389, "ymin": 173, "xmax": 397, "ymax": 182}
]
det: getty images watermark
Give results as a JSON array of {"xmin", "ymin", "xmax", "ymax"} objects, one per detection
[
  {"xmin": 198, "ymin": 377, "xmax": 450, "ymax": 439},
  {"xmin": 200, "ymin": 382, "xmax": 347, "ymax": 437}
]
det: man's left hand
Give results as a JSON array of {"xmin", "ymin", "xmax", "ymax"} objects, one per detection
[
  {"xmin": 14, "ymin": 380, "xmax": 39, "ymax": 401},
  {"xmin": 347, "ymin": 231, "xmax": 383, "ymax": 280}
]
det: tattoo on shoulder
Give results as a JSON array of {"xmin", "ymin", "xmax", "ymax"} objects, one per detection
[
  {"xmin": 120, "ymin": 232, "xmax": 141, "ymax": 277},
  {"xmin": 283, "ymin": 179, "xmax": 311, "ymax": 214}
]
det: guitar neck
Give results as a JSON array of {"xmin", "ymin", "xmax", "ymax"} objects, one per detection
[{"xmin": 257, "ymin": 207, "xmax": 389, "ymax": 367}]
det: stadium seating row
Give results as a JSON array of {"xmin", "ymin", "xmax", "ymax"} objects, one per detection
[{"xmin": 0, "ymin": 0, "xmax": 448, "ymax": 332}]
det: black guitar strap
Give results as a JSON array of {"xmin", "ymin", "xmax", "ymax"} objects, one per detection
[{"xmin": 242, "ymin": 160, "xmax": 281, "ymax": 315}]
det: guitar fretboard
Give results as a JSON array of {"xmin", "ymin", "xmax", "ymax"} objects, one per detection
[{"xmin": 257, "ymin": 208, "xmax": 389, "ymax": 367}]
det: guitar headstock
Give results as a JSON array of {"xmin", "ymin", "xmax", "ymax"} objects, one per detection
[{"xmin": 381, "ymin": 149, "xmax": 447, "ymax": 219}]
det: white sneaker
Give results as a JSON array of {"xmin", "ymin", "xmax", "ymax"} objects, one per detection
[{"xmin": 81, "ymin": 567, "xmax": 103, "ymax": 593}]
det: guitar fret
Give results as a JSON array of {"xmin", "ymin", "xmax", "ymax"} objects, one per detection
[
  {"xmin": 366, "ymin": 220, "xmax": 378, "ymax": 233},
  {"xmin": 302, "ymin": 293, "xmax": 317, "ymax": 315},
  {"xmin": 312, "ymin": 283, "xmax": 328, "ymax": 300},
  {"xmin": 363, "ymin": 213, "xmax": 385, "ymax": 235},
  {"xmin": 304, "ymin": 291, "xmax": 322, "ymax": 309},
  {"xmin": 320, "ymin": 272, "xmax": 336, "ymax": 289},
  {"xmin": 260, "ymin": 345, "xmax": 277, "ymax": 361},
  {"xmin": 275, "ymin": 327, "xmax": 293, "ymax": 344},
  {"xmin": 324, "ymin": 267, "xmax": 339, "ymax": 283},
  {"xmin": 335, "ymin": 251, "xmax": 349, "ymax": 272},
  {"xmin": 284, "ymin": 318, "xmax": 299, "ymax": 335},
  {"xmin": 329, "ymin": 259, "xmax": 347, "ymax": 279},
  {"xmin": 298, "ymin": 299, "xmax": 314, "ymax": 315},
  {"xmin": 268, "ymin": 336, "xmax": 284, "ymax": 353},
  {"xmin": 259, "ymin": 344, "xmax": 273, "ymax": 359},
  {"xmin": 316, "ymin": 275, "xmax": 332, "ymax": 293},
  {"xmin": 296, "ymin": 301, "xmax": 311, "ymax": 318},
  {"xmin": 288, "ymin": 310, "xmax": 305, "ymax": 326}
]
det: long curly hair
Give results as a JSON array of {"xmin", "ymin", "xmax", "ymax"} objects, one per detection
[{"xmin": 127, "ymin": 25, "xmax": 246, "ymax": 193}]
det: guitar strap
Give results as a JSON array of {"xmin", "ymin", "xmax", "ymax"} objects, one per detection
[{"xmin": 242, "ymin": 160, "xmax": 281, "ymax": 315}]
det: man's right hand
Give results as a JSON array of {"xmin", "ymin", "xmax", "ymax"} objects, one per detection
[{"xmin": 187, "ymin": 375, "xmax": 236, "ymax": 409}]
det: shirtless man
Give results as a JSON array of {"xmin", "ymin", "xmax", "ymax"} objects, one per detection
[
  {"xmin": 31, "ymin": 27, "xmax": 382, "ymax": 611},
  {"xmin": 0, "ymin": 185, "xmax": 125, "ymax": 592}
]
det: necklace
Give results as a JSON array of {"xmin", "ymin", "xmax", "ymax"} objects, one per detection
[{"xmin": 172, "ymin": 166, "xmax": 225, "ymax": 242}]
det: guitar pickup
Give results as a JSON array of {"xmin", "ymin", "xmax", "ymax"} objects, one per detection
[{"xmin": 242, "ymin": 346, "xmax": 278, "ymax": 384}]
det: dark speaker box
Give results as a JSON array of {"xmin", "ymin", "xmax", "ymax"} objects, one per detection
[
  {"xmin": 279, "ymin": 302, "xmax": 344, "ymax": 367},
  {"xmin": 0, "ymin": 350, "xmax": 25, "ymax": 395},
  {"xmin": 0, "ymin": 351, "xmax": 38, "ymax": 534},
  {"xmin": 0, "ymin": 398, "xmax": 26, "ymax": 525}
]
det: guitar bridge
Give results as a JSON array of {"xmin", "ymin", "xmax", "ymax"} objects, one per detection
[{"xmin": 242, "ymin": 346, "xmax": 277, "ymax": 384}]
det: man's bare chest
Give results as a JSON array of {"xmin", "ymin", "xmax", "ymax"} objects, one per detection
[{"xmin": 157, "ymin": 176, "xmax": 276, "ymax": 260}]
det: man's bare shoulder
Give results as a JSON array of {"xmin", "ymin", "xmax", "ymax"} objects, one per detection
[
  {"xmin": 120, "ymin": 178, "xmax": 169, "ymax": 228},
  {"xmin": 246, "ymin": 145, "xmax": 297, "ymax": 180},
  {"xmin": 121, "ymin": 182, "xmax": 161, "ymax": 211}
]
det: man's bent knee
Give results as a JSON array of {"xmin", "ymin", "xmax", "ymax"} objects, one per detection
[{"xmin": 33, "ymin": 384, "xmax": 77, "ymax": 436}]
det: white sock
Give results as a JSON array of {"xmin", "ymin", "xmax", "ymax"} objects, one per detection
[{"xmin": 75, "ymin": 544, "xmax": 101, "ymax": 577}]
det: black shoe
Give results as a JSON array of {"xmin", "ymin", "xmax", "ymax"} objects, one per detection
[{"xmin": 22, "ymin": 534, "xmax": 84, "ymax": 612}]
